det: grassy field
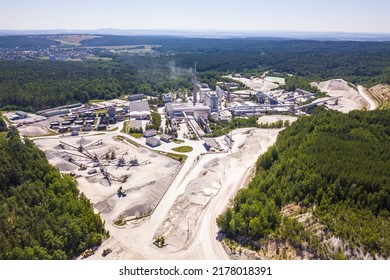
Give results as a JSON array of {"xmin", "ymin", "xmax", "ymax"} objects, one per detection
[
  {"xmin": 85, "ymin": 44, "xmax": 160, "ymax": 50},
  {"xmin": 88, "ymin": 99, "xmax": 105, "ymax": 104},
  {"xmin": 158, "ymin": 151, "xmax": 187, "ymax": 162},
  {"xmin": 52, "ymin": 35, "xmax": 101, "ymax": 46},
  {"xmin": 368, "ymin": 84, "xmax": 390, "ymax": 109},
  {"xmin": 171, "ymin": 146, "xmax": 193, "ymax": 153},
  {"xmin": 85, "ymin": 56, "xmax": 112, "ymax": 61}
]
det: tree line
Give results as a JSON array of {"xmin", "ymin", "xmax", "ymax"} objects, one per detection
[{"xmin": 0, "ymin": 127, "xmax": 106, "ymax": 259}]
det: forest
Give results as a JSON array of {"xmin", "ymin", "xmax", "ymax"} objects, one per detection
[
  {"xmin": 217, "ymin": 108, "xmax": 390, "ymax": 259},
  {"xmin": 0, "ymin": 35, "xmax": 389, "ymax": 111},
  {"xmin": 0, "ymin": 126, "xmax": 106, "ymax": 259},
  {"xmin": 0, "ymin": 58, "xmax": 192, "ymax": 112}
]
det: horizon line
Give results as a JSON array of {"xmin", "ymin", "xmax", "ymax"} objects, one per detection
[{"xmin": 1, "ymin": 28, "xmax": 390, "ymax": 35}]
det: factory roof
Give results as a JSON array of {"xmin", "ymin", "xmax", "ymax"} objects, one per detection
[
  {"xmin": 165, "ymin": 103, "xmax": 211, "ymax": 113},
  {"xmin": 129, "ymin": 100, "xmax": 150, "ymax": 112}
]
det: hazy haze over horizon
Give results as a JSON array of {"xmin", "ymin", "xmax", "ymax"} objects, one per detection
[{"xmin": 1, "ymin": 0, "xmax": 389, "ymax": 34}]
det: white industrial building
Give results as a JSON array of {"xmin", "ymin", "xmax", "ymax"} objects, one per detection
[
  {"xmin": 129, "ymin": 101, "xmax": 151, "ymax": 120},
  {"xmin": 204, "ymin": 91, "xmax": 219, "ymax": 112},
  {"xmin": 216, "ymin": 86, "xmax": 225, "ymax": 99},
  {"xmin": 163, "ymin": 93, "xmax": 173, "ymax": 103},
  {"xmin": 165, "ymin": 103, "xmax": 211, "ymax": 118}
]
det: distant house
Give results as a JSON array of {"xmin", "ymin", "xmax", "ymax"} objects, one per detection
[
  {"xmin": 97, "ymin": 124, "xmax": 107, "ymax": 131},
  {"xmin": 163, "ymin": 93, "xmax": 173, "ymax": 103},
  {"xmin": 160, "ymin": 134, "xmax": 173, "ymax": 143},
  {"xmin": 144, "ymin": 129, "xmax": 157, "ymax": 138},
  {"xmin": 58, "ymin": 127, "xmax": 69, "ymax": 133},
  {"xmin": 50, "ymin": 121, "xmax": 60, "ymax": 128},
  {"xmin": 146, "ymin": 137, "xmax": 161, "ymax": 147},
  {"xmin": 82, "ymin": 125, "xmax": 92, "ymax": 131},
  {"xmin": 70, "ymin": 126, "xmax": 80, "ymax": 131}
]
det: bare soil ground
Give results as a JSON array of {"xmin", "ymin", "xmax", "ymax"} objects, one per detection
[
  {"xmin": 312, "ymin": 79, "xmax": 369, "ymax": 113},
  {"xmin": 228, "ymin": 76, "xmax": 280, "ymax": 92},
  {"xmin": 368, "ymin": 84, "xmax": 390, "ymax": 109},
  {"xmin": 257, "ymin": 115, "xmax": 298, "ymax": 125},
  {"xmin": 53, "ymin": 35, "xmax": 101, "ymax": 46}
]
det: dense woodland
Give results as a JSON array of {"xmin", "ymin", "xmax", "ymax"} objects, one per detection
[
  {"xmin": 0, "ymin": 59, "xmax": 192, "ymax": 112},
  {"xmin": 0, "ymin": 35, "xmax": 60, "ymax": 49},
  {"xmin": 0, "ymin": 126, "xmax": 106, "ymax": 259},
  {"xmin": 0, "ymin": 114, "xmax": 6, "ymax": 132},
  {"xmin": 0, "ymin": 35, "xmax": 390, "ymax": 111},
  {"xmin": 217, "ymin": 108, "xmax": 390, "ymax": 259}
]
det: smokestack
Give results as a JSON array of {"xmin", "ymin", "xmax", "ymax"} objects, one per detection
[
  {"xmin": 227, "ymin": 83, "xmax": 231, "ymax": 104},
  {"xmin": 193, "ymin": 62, "xmax": 197, "ymax": 105}
]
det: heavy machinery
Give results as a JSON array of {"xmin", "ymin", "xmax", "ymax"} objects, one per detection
[
  {"xmin": 99, "ymin": 167, "xmax": 128, "ymax": 186},
  {"xmin": 59, "ymin": 137, "xmax": 103, "ymax": 162},
  {"xmin": 62, "ymin": 154, "xmax": 88, "ymax": 170},
  {"xmin": 127, "ymin": 156, "xmax": 151, "ymax": 170},
  {"xmin": 116, "ymin": 156, "xmax": 126, "ymax": 169},
  {"xmin": 117, "ymin": 186, "xmax": 127, "ymax": 198}
]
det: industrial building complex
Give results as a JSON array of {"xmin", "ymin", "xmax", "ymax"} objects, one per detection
[{"xmin": 5, "ymin": 66, "xmax": 341, "ymax": 142}]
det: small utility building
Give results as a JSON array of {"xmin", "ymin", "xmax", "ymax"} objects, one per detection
[
  {"xmin": 160, "ymin": 134, "xmax": 173, "ymax": 143},
  {"xmin": 144, "ymin": 129, "xmax": 157, "ymax": 138},
  {"xmin": 146, "ymin": 137, "xmax": 161, "ymax": 147}
]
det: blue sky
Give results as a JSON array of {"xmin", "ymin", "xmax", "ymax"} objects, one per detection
[{"xmin": 1, "ymin": 0, "xmax": 389, "ymax": 33}]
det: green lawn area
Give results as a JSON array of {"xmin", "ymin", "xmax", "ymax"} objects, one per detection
[
  {"xmin": 172, "ymin": 138, "xmax": 185, "ymax": 144},
  {"xmin": 172, "ymin": 146, "xmax": 193, "ymax": 153},
  {"xmin": 88, "ymin": 99, "xmax": 105, "ymax": 104},
  {"xmin": 130, "ymin": 133, "xmax": 143, "ymax": 138},
  {"xmin": 158, "ymin": 151, "xmax": 187, "ymax": 162}
]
